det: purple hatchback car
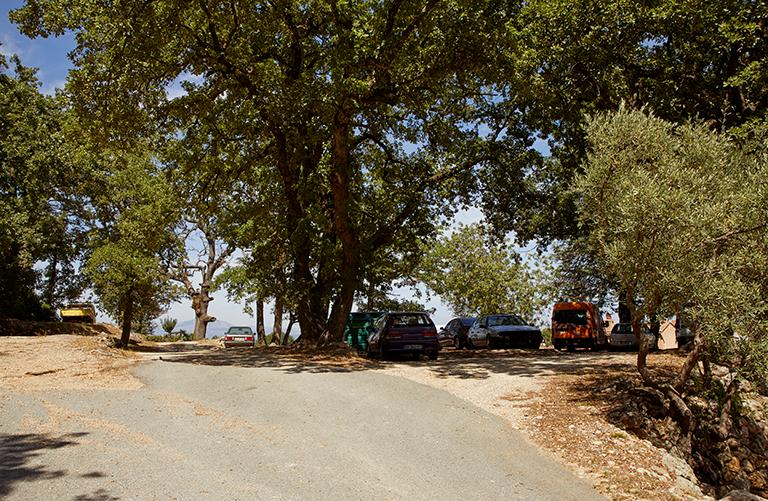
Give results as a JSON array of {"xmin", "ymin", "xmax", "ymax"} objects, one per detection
[{"xmin": 366, "ymin": 312, "xmax": 439, "ymax": 360}]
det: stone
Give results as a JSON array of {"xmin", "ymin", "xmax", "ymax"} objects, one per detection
[
  {"xmin": 717, "ymin": 490, "xmax": 767, "ymax": 501},
  {"xmin": 749, "ymin": 471, "xmax": 767, "ymax": 491}
]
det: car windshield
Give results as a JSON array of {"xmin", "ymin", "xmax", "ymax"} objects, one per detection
[
  {"xmin": 228, "ymin": 327, "xmax": 253, "ymax": 335},
  {"xmin": 390, "ymin": 314, "xmax": 431, "ymax": 326},
  {"xmin": 487, "ymin": 315, "xmax": 526, "ymax": 327},
  {"xmin": 612, "ymin": 324, "xmax": 633, "ymax": 334},
  {"xmin": 553, "ymin": 310, "xmax": 589, "ymax": 325}
]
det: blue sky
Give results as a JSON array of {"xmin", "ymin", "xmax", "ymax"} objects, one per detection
[{"xmin": 2, "ymin": 4, "xmax": 542, "ymax": 330}]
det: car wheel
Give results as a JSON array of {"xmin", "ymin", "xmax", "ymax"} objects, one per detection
[
  {"xmin": 428, "ymin": 351, "xmax": 438, "ymax": 361},
  {"xmin": 486, "ymin": 334, "xmax": 494, "ymax": 349},
  {"xmin": 566, "ymin": 344, "xmax": 576, "ymax": 352},
  {"xmin": 412, "ymin": 352, "xmax": 421, "ymax": 361},
  {"xmin": 453, "ymin": 336, "xmax": 462, "ymax": 350}
]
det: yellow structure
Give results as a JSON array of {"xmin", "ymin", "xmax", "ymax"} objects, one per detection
[{"xmin": 60, "ymin": 303, "xmax": 97, "ymax": 324}]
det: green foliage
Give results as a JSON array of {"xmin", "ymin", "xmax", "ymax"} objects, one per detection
[
  {"xmin": 540, "ymin": 327, "xmax": 552, "ymax": 346},
  {"xmin": 419, "ymin": 224, "xmax": 551, "ymax": 321},
  {"xmin": 84, "ymin": 154, "xmax": 180, "ymax": 334},
  {"xmin": 160, "ymin": 316, "xmax": 177, "ymax": 335},
  {"xmin": 0, "ymin": 56, "xmax": 87, "ymax": 318},
  {"xmin": 10, "ymin": 0, "xmax": 533, "ymax": 341},
  {"xmin": 356, "ymin": 293, "xmax": 432, "ymax": 314},
  {"xmin": 575, "ymin": 108, "xmax": 768, "ymax": 387},
  {"xmin": 483, "ymin": 0, "xmax": 768, "ymax": 242}
]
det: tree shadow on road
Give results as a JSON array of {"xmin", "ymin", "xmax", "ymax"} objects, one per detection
[
  {"xmin": 0, "ymin": 432, "xmax": 105, "ymax": 498},
  {"xmin": 137, "ymin": 341, "xmax": 683, "ymax": 380}
]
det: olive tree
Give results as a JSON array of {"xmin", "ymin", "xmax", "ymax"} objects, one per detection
[{"xmin": 575, "ymin": 107, "xmax": 768, "ymax": 394}]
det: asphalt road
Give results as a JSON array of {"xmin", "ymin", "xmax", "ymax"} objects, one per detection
[{"xmin": 1, "ymin": 359, "xmax": 605, "ymax": 500}]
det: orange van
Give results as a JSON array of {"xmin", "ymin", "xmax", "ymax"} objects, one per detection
[{"xmin": 551, "ymin": 302, "xmax": 607, "ymax": 351}]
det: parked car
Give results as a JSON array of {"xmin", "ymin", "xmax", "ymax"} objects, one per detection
[
  {"xmin": 223, "ymin": 326, "xmax": 255, "ymax": 348},
  {"xmin": 551, "ymin": 302, "xmax": 608, "ymax": 351},
  {"xmin": 60, "ymin": 302, "xmax": 97, "ymax": 324},
  {"xmin": 608, "ymin": 323, "xmax": 658, "ymax": 351},
  {"xmin": 467, "ymin": 314, "xmax": 542, "ymax": 349},
  {"xmin": 366, "ymin": 312, "xmax": 439, "ymax": 360},
  {"xmin": 438, "ymin": 317, "xmax": 477, "ymax": 349}
]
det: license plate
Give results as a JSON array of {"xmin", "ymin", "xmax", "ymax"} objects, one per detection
[{"xmin": 404, "ymin": 345, "xmax": 422, "ymax": 350}]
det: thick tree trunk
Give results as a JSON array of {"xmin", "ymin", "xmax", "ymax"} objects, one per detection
[
  {"xmin": 192, "ymin": 290, "xmax": 214, "ymax": 340},
  {"xmin": 256, "ymin": 299, "xmax": 267, "ymax": 345},
  {"xmin": 296, "ymin": 286, "xmax": 327, "ymax": 345},
  {"xmin": 120, "ymin": 292, "xmax": 133, "ymax": 348},
  {"xmin": 272, "ymin": 299, "xmax": 283, "ymax": 345},
  {"xmin": 322, "ymin": 104, "xmax": 360, "ymax": 344}
]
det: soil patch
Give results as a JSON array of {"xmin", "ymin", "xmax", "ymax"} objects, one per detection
[
  {"xmin": 0, "ymin": 318, "xmax": 121, "ymax": 338},
  {"xmin": 0, "ymin": 335, "xmax": 141, "ymax": 391}
]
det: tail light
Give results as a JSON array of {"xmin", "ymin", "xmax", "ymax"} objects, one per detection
[
  {"xmin": 245, "ymin": 336, "xmax": 253, "ymax": 341},
  {"xmin": 385, "ymin": 330, "xmax": 402, "ymax": 339},
  {"xmin": 225, "ymin": 336, "xmax": 233, "ymax": 340},
  {"xmin": 422, "ymin": 330, "xmax": 437, "ymax": 337}
]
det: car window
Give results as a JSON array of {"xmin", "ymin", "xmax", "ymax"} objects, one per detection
[
  {"xmin": 487, "ymin": 315, "xmax": 525, "ymax": 327},
  {"xmin": 390, "ymin": 314, "xmax": 431, "ymax": 326},
  {"xmin": 461, "ymin": 318, "xmax": 477, "ymax": 326},
  {"xmin": 553, "ymin": 309, "xmax": 589, "ymax": 325},
  {"xmin": 228, "ymin": 326, "xmax": 253, "ymax": 334}
]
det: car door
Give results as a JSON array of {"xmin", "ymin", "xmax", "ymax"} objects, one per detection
[
  {"xmin": 468, "ymin": 317, "xmax": 485, "ymax": 346},
  {"xmin": 438, "ymin": 320, "xmax": 454, "ymax": 347}
]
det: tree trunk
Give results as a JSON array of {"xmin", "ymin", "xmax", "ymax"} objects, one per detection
[
  {"xmin": 718, "ymin": 375, "xmax": 740, "ymax": 439},
  {"xmin": 618, "ymin": 289, "xmax": 632, "ymax": 323},
  {"xmin": 366, "ymin": 281, "xmax": 375, "ymax": 311},
  {"xmin": 44, "ymin": 254, "xmax": 58, "ymax": 308},
  {"xmin": 256, "ymin": 299, "xmax": 267, "ymax": 345},
  {"xmin": 120, "ymin": 292, "xmax": 133, "ymax": 348},
  {"xmin": 284, "ymin": 312, "xmax": 296, "ymax": 345},
  {"xmin": 322, "ymin": 104, "xmax": 360, "ymax": 345},
  {"xmin": 272, "ymin": 299, "xmax": 283, "ymax": 345},
  {"xmin": 192, "ymin": 289, "xmax": 214, "ymax": 340},
  {"xmin": 676, "ymin": 327, "xmax": 704, "ymax": 392},
  {"xmin": 627, "ymin": 294, "xmax": 654, "ymax": 386},
  {"xmin": 296, "ymin": 286, "xmax": 326, "ymax": 345}
]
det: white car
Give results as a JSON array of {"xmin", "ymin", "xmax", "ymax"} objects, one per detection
[
  {"xmin": 223, "ymin": 326, "xmax": 256, "ymax": 348},
  {"xmin": 608, "ymin": 323, "xmax": 657, "ymax": 351},
  {"xmin": 467, "ymin": 314, "xmax": 542, "ymax": 349}
]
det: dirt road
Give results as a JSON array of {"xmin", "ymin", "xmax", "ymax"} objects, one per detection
[{"xmin": 1, "ymin": 337, "xmax": 605, "ymax": 501}]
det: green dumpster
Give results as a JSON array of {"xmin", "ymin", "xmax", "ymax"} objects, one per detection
[{"xmin": 343, "ymin": 312, "xmax": 383, "ymax": 352}]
